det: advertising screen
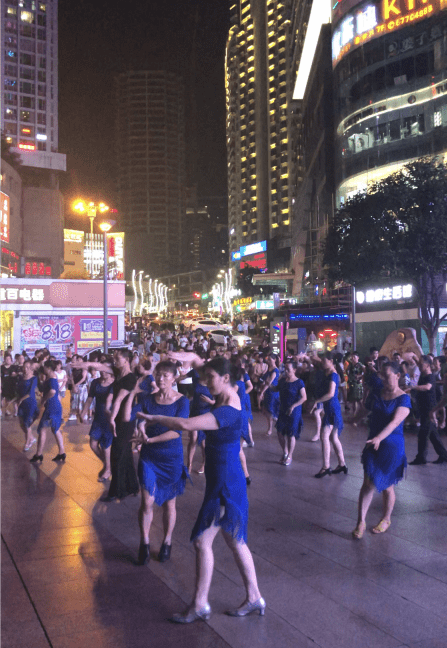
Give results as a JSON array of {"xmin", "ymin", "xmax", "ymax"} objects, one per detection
[
  {"xmin": 0, "ymin": 192, "xmax": 10, "ymax": 244},
  {"xmin": 332, "ymin": 0, "xmax": 447, "ymax": 67}
]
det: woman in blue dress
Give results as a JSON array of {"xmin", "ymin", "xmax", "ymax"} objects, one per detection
[
  {"xmin": 234, "ymin": 365, "xmax": 253, "ymax": 485},
  {"xmin": 258, "ymin": 354, "xmax": 280, "ymax": 436},
  {"xmin": 275, "ymin": 361, "xmax": 307, "ymax": 465},
  {"xmin": 81, "ymin": 364, "xmax": 115, "ymax": 482},
  {"xmin": 352, "ymin": 361, "xmax": 411, "ymax": 538},
  {"xmin": 141, "ymin": 355, "xmax": 264, "ymax": 624},
  {"xmin": 30, "ymin": 360, "xmax": 65, "ymax": 463},
  {"xmin": 310, "ymin": 352, "xmax": 347, "ymax": 478},
  {"xmin": 133, "ymin": 361, "xmax": 190, "ymax": 565},
  {"xmin": 187, "ymin": 366, "xmax": 215, "ymax": 474},
  {"xmin": 17, "ymin": 359, "xmax": 39, "ymax": 452}
]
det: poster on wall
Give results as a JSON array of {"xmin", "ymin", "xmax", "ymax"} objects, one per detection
[{"xmin": 20, "ymin": 315, "xmax": 118, "ymax": 359}]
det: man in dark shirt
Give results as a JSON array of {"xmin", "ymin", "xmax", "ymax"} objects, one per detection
[{"xmin": 409, "ymin": 356, "xmax": 447, "ymax": 465}]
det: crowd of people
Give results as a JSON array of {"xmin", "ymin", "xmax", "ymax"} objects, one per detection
[{"xmin": 2, "ymin": 325, "xmax": 447, "ymax": 622}]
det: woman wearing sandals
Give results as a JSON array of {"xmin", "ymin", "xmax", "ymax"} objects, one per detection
[
  {"xmin": 352, "ymin": 361, "xmax": 411, "ymax": 538},
  {"xmin": 276, "ymin": 360, "xmax": 307, "ymax": 465},
  {"xmin": 258, "ymin": 354, "xmax": 280, "ymax": 436},
  {"xmin": 310, "ymin": 352, "xmax": 347, "ymax": 478},
  {"xmin": 17, "ymin": 359, "xmax": 39, "ymax": 452},
  {"xmin": 138, "ymin": 356, "xmax": 264, "ymax": 623},
  {"xmin": 133, "ymin": 360, "xmax": 190, "ymax": 565},
  {"xmin": 30, "ymin": 360, "xmax": 65, "ymax": 463}
]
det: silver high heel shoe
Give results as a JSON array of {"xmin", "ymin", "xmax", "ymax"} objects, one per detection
[
  {"xmin": 226, "ymin": 597, "xmax": 266, "ymax": 617},
  {"xmin": 170, "ymin": 604, "xmax": 211, "ymax": 624}
]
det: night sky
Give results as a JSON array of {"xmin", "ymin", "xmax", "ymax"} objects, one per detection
[{"xmin": 58, "ymin": 0, "xmax": 230, "ymax": 227}]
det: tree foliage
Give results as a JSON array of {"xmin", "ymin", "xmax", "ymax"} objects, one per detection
[
  {"xmin": 1, "ymin": 133, "xmax": 22, "ymax": 170},
  {"xmin": 324, "ymin": 157, "xmax": 447, "ymax": 350}
]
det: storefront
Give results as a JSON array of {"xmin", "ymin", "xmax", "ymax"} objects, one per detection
[{"xmin": 1, "ymin": 278, "xmax": 126, "ymax": 360}]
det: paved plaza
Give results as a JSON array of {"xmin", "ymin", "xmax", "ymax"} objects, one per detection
[{"xmin": 2, "ymin": 404, "xmax": 447, "ymax": 648}]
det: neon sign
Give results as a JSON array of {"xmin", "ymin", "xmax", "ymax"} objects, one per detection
[
  {"xmin": 232, "ymin": 240, "xmax": 267, "ymax": 261},
  {"xmin": 356, "ymin": 284, "xmax": 413, "ymax": 304},
  {"xmin": 0, "ymin": 192, "xmax": 10, "ymax": 244},
  {"xmin": 332, "ymin": 0, "xmax": 444, "ymax": 67}
]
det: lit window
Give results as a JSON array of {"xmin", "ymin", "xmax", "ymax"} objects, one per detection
[
  {"xmin": 7, "ymin": 7, "xmax": 17, "ymax": 15},
  {"xmin": 39, "ymin": 3, "xmax": 46, "ymax": 11},
  {"xmin": 272, "ymin": 223, "xmax": 279, "ymax": 228},
  {"xmin": 434, "ymin": 111, "xmax": 442, "ymax": 127},
  {"xmin": 21, "ymin": 11, "xmax": 35, "ymax": 23},
  {"xmin": 283, "ymin": 220, "xmax": 290, "ymax": 225}
]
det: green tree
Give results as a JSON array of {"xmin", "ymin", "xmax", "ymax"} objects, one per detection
[
  {"xmin": 324, "ymin": 158, "xmax": 447, "ymax": 352},
  {"xmin": 1, "ymin": 133, "xmax": 22, "ymax": 170}
]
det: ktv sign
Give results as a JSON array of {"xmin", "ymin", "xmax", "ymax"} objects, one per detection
[{"xmin": 332, "ymin": 0, "xmax": 446, "ymax": 67}]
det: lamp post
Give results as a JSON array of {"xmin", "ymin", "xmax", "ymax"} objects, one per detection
[
  {"xmin": 73, "ymin": 200, "xmax": 109, "ymax": 279},
  {"xmin": 99, "ymin": 220, "xmax": 115, "ymax": 354}
]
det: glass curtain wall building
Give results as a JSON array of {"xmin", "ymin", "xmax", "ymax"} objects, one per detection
[
  {"xmin": 226, "ymin": 0, "xmax": 295, "ymax": 267},
  {"xmin": 333, "ymin": 0, "xmax": 447, "ymax": 204}
]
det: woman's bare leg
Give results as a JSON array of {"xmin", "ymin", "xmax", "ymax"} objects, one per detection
[
  {"xmin": 320, "ymin": 425, "xmax": 332, "ymax": 469},
  {"xmin": 138, "ymin": 490, "xmax": 155, "ymax": 544},
  {"xmin": 356, "ymin": 474, "xmax": 375, "ymax": 526},
  {"xmin": 239, "ymin": 444, "xmax": 249, "ymax": 478},
  {"xmin": 222, "ymin": 531, "xmax": 261, "ymax": 605},
  {"xmin": 162, "ymin": 497, "xmax": 177, "ymax": 545},
  {"xmin": 330, "ymin": 428, "xmax": 345, "ymax": 466},
  {"xmin": 192, "ymin": 523, "xmax": 222, "ymax": 609},
  {"xmin": 187, "ymin": 431, "xmax": 198, "ymax": 472}
]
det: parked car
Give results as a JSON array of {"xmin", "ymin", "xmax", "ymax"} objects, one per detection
[
  {"xmin": 186, "ymin": 319, "xmax": 232, "ymax": 334},
  {"xmin": 208, "ymin": 330, "xmax": 251, "ymax": 347},
  {"xmin": 79, "ymin": 342, "xmax": 133, "ymax": 361}
]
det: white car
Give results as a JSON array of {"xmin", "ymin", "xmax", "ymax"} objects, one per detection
[
  {"xmin": 187, "ymin": 319, "xmax": 232, "ymax": 334},
  {"xmin": 80, "ymin": 342, "xmax": 133, "ymax": 360},
  {"xmin": 208, "ymin": 329, "xmax": 251, "ymax": 347}
]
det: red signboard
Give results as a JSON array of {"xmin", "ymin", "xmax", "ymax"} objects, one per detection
[{"xmin": 0, "ymin": 192, "xmax": 10, "ymax": 243}]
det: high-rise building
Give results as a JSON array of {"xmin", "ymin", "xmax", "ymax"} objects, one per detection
[
  {"xmin": 2, "ymin": 0, "xmax": 66, "ymax": 174},
  {"xmin": 115, "ymin": 71, "xmax": 186, "ymax": 279},
  {"xmin": 226, "ymin": 0, "xmax": 295, "ymax": 271},
  {"xmin": 332, "ymin": 0, "xmax": 447, "ymax": 204}
]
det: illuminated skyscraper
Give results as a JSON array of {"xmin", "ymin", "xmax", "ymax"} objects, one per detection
[
  {"xmin": 226, "ymin": 0, "xmax": 295, "ymax": 270},
  {"xmin": 2, "ymin": 0, "xmax": 66, "ymax": 174},
  {"xmin": 115, "ymin": 71, "xmax": 186, "ymax": 278}
]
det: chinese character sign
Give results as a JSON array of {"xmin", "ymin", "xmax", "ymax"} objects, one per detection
[
  {"xmin": 356, "ymin": 284, "xmax": 413, "ymax": 304},
  {"xmin": 0, "ymin": 192, "xmax": 10, "ymax": 243}
]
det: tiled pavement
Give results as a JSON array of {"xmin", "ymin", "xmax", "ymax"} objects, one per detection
[{"xmin": 2, "ymin": 403, "xmax": 447, "ymax": 648}]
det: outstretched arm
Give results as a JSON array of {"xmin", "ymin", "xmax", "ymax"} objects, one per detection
[
  {"xmin": 167, "ymin": 351, "xmax": 205, "ymax": 370},
  {"xmin": 136, "ymin": 410, "xmax": 219, "ymax": 433}
]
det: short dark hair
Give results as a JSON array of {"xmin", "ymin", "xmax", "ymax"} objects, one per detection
[
  {"xmin": 370, "ymin": 347, "xmax": 378, "ymax": 353},
  {"xmin": 382, "ymin": 361, "xmax": 401, "ymax": 375},
  {"xmin": 154, "ymin": 360, "xmax": 177, "ymax": 376},
  {"xmin": 206, "ymin": 357, "xmax": 234, "ymax": 384}
]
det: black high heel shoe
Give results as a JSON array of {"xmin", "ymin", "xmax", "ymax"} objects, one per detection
[
  {"xmin": 314, "ymin": 468, "xmax": 332, "ymax": 478},
  {"xmin": 332, "ymin": 465, "xmax": 348, "ymax": 475},
  {"xmin": 30, "ymin": 454, "xmax": 43, "ymax": 463},
  {"xmin": 52, "ymin": 453, "xmax": 66, "ymax": 462},
  {"xmin": 158, "ymin": 543, "xmax": 171, "ymax": 563},
  {"xmin": 137, "ymin": 543, "xmax": 150, "ymax": 565},
  {"xmin": 246, "ymin": 476, "xmax": 252, "ymax": 486}
]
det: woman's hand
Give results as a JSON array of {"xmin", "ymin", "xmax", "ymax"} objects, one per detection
[
  {"xmin": 200, "ymin": 394, "xmax": 214, "ymax": 404},
  {"xmin": 286, "ymin": 405, "xmax": 296, "ymax": 416},
  {"xmin": 136, "ymin": 412, "xmax": 154, "ymax": 423},
  {"xmin": 309, "ymin": 403, "xmax": 317, "ymax": 414},
  {"xmin": 365, "ymin": 437, "xmax": 381, "ymax": 451},
  {"xmin": 131, "ymin": 429, "xmax": 150, "ymax": 445}
]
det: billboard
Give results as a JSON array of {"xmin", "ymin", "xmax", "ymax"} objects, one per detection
[
  {"xmin": 332, "ymin": 0, "xmax": 447, "ymax": 67},
  {"xmin": 0, "ymin": 192, "xmax": 10, "ymax": 243},
  {"xmin": 20, "ymin": 314, "xmax": 118, "ymax": 360}
]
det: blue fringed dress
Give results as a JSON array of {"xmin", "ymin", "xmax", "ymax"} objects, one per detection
[
  {"xmin": 17, "ymin": 376, "xmax": 39, "ymax": 427},
  {"xmin": 322, "ymin": 372, "xmax": 344, "ymax": 433},
  {"xmin": 88, "ymin": 378, "xmax": 114, "ymax": 449},
  {"xmin": 361, "ymin": 391, "xmax": 411, "ymax": 492},
  {"xmin": 244, "ymin": 372, "xmax": 253, "ymax": 421},
  {"xmin": 190, "ymin": 405, "xmax": 248, "ymax": 543},
  {"xmin": 191, "ymin": 381, "xmax": 213, "ymax": 445},
  {"xmin": 37, "ymin": 378, "xmax": 63, "ymax": 433},
  {"xmin": 276, "ymin": 378, "xmax": 305, "ymax": 438},
  {"xmin": 138, "ymin": 394, "xmax": 190, "ymax": 506},
  {"xmin": 262, "ymin": 368, "xmax": 280, "ymax": 419},
  {"xmin": 236, "ymin": 380, "xmax": 250, "ymax": 443}
]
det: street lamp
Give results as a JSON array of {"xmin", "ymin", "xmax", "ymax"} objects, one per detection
[
  {"xmin": 73, "ymin": 200, "xmax": 109, "ymax": 278},
  {"xmin": 99, "ymin": 219, "xmax": 115, "ymax": 354}
]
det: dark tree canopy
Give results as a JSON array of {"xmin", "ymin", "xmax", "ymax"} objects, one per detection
[{"xmin": 324, "ymin": 157, "xmax": 447, "ymax": 351}]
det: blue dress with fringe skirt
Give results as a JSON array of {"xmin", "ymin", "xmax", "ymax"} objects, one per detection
[
  {"xmin": 236, "ymin": 380, "xmax": 250, "ymax": 443},
  {"xmin": 361, "ymin": 392, "xmax": 411, "ymax": 493},
  {"xmin": 17, "ymin": 376, "xmax": 39, "ymax": 427},
  {"xmin": 191, "ymin": 381, "xmax": 213, "ymax": 445},
  {"xmin": 261, "ymin": 368, "xmax": 280, "ymax": 418},
  {"xmin": 190, "ymin": 405, "xmax": 248, "ymax": 544},
  {"xmin": 37, "ymin": 378, "xmax": 63, "ymax": 433},
  {"xmin": 244, "ymin": 372, "xmax": 253, "ymax": 421},
  {"xmin": 138, "ymin": 394, "xmax": 190, "ymax": 506},
  {"xmin": 322, "ymin": 372, "xmax": 344, "ymax": 433},
  {"xmin": 276, "ymin": 378, "xmax": 305, "ymax": 438}
]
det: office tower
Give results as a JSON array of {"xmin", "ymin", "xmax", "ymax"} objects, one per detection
[
  {"xmin": 332, "ymin": 1, "xmax": 447, "ymax": 204},
  {"xmin": 115, "ymin": 71, "xmax": 186, "ymax": 278},
  {"xmin": 2, "ymin": 0, "xmax": 66, "ymax": 174},
  {"xmin": 226, "ymin": 0, "xmax": 295, "ymax": 272}
]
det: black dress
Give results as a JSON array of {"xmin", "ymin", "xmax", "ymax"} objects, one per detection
[{"xmin": 108, "ymin": 372, "xmax": 139, "ymax": 499}]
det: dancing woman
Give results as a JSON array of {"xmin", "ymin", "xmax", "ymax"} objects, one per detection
[
  {"xmin": 310, "ymin": 352, "xmax": 347, "ymax": 478},
  {"xmin": 139, "ymin": 356, "xmax": 264, "ymax": 623},
  {"xmin": 132, "ymin": 361, "xmax": 190, "ymax": 564},
  {"xmin": 30, "ymin": 360, "xmax": 65, "ymax": 463},
  {"xmin": 258, "ymin": 354, "xmax": 280, "ymax": 436},
  {"xmin": 275, "ymin": 360, "xmax": 306, "ymax": 465},
  {"xmin": 80, "ymin": 364, "xmax": 115, "ymax": 481},
  {"xmin": 187, "ymin": 366, "xmax": 215, "ymax": 474},
  {"xmin": 16, "ymin": 359, "xmax": 39, "ymax": 452},
  {"xmin": 352, "ymin": 362, "xmax": 411, "ymax": 538}
]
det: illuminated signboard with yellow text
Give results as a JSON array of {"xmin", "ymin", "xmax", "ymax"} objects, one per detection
[{"xmin": 332, "ymin": 0, "xmax": 447, "ymax": 67}]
